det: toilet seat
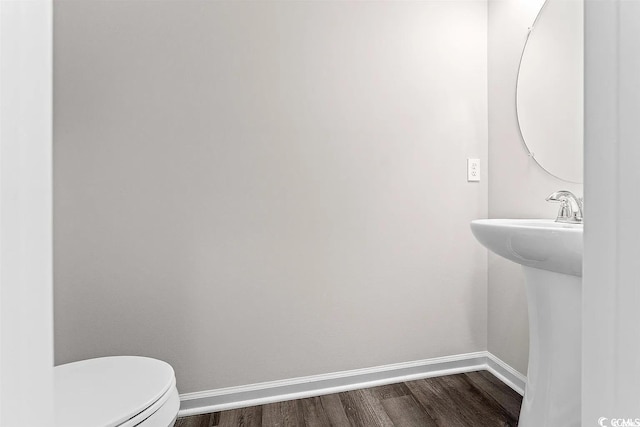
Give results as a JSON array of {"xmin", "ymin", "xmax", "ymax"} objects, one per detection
[
  {"xmin": 114, "ymin": 375, "xmax": 177, "ymax": 427},
  {"xmin": 55, "ymin": 356, "xmax": 179, "ymax": 427}
]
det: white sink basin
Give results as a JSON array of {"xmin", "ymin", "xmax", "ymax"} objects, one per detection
[
  {"xmin": 470, "ymin": 218, "xmax": 583, "ymax": 427},
  {"xmin": 471, "ymin": 219, "xmax": 582, "ymax": 276}
]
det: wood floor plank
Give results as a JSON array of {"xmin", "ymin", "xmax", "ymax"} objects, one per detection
[
  {"xmin": 360, "ymin": 388, "xmax": 398, "ymax": 426},
  {"xmin": 318, "ymin": 393, "xmax": 351, "ymax": 426},
  {"xmin": 464, "ymin": 371, "xmax": 523, "ymax": 420},
  {"xmin": 299, "ymin": 396, "xmax": 332, "ymax": 427},
  {"xmin": 217, "ymin": 406, "xmax": 262, "ymax": 427},
  {"xmin": 380, "ymin": 395, "xmax": 438, "ymax": 427},
  {"xmin": 365, "ymin": 382, "xmax": 411, "ymax": 401},
  {"xmin": 435, "ymin": 374, "xmax": 516, "ymax": 426},
  {"xmin": 261, "ymin": 400, "xmax": 303, "ymax": 427},
  {"xmin": 405, "ymin": 377, "xmax": 472, "ymax": 427},
  {"xmin": 339, "ymin": 388, "xmax": 394, "ymax": 427},
  {"xmin": 174, "ymin": 413, "xmax": 215, "ymax": 427}
]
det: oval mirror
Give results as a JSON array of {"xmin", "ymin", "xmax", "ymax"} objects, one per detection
[{"xmin": 516, "ymin": 0, "xmax": 584, "ymax": 183}]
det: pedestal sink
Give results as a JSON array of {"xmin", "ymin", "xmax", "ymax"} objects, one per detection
[{"xmin": 471, "ymin": 219, "xmax": 582, "ymax": 427}]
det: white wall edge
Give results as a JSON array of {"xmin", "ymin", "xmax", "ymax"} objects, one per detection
[
  {"xmin": 0, "ymin": 1, "xmax": 54, "ymax": 426},
  {"xmin": 178, "ymin": 351, "xmax": 526, "ymax": 417}
]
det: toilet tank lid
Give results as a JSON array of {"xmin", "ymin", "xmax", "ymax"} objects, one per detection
[{"xmin": 55, "ymin": 356, "xmax": 176, "ymax": 427}]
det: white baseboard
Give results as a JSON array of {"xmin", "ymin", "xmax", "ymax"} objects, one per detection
[
  {"xmin": 485, "ymin": 352, "xmax": 527, "ymax": 396},
  {"xmin": 178, "ymin": 351, "xmax": 526, "ymax": 417}
]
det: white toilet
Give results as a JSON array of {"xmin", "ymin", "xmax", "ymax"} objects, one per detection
[{"xmin": 55, "ymin": 356, "xmax": 180, "ymax": 427}]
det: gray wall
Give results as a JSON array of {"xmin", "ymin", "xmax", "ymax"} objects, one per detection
[
  {"xmin": 487, "ymin": 0, "xmax": 583, "ymax": 375},
  {"xmin": 54, "ymin": 1, "xmax": 488, "ymax": 393}
]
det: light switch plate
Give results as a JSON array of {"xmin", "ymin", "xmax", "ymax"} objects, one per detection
[{"xmin": 467, "ymin": 158, "xmax": 480, "ymax": 182}]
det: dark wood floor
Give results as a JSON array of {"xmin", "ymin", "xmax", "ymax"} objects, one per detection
[{"xmin": 176, "ymin": 370, "xmax": 522, "ymax": 427}]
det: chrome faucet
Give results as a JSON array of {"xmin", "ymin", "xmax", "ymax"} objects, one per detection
[{"xmin": 546, "ymin": 190, "xmax": 583, "ymax": 224}]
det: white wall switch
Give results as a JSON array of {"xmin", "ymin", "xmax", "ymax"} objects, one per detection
[{"xmin": 467, "ymin": 158, "xmax": 480, "ymax": 182}]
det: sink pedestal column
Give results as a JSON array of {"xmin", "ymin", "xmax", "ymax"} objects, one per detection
[{"xmin": 519, "ymin": 267, "xmax": 581, "ymax": 427}]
